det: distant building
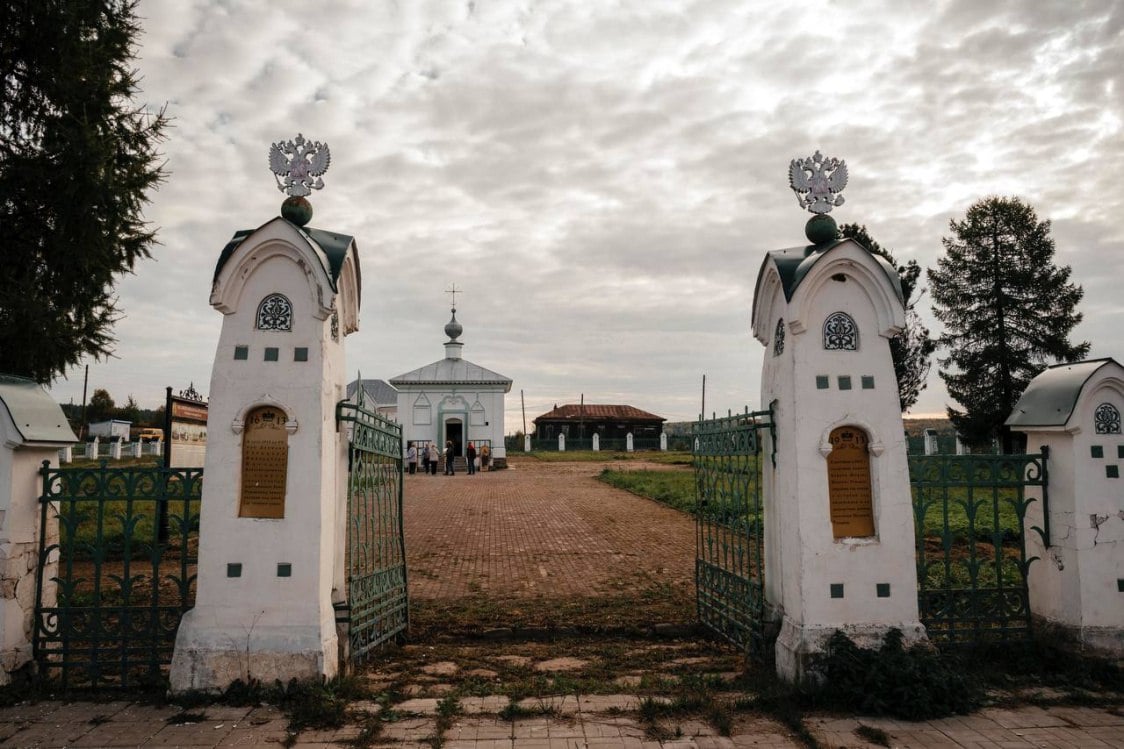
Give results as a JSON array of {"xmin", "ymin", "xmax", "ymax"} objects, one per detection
[
  {"xmin": 389, "ymin": 307, "xmax": 513, "ymax": 467},
  {"xmin": 532, "ymin": 404, "xmax": 665, "ymax": 441},
  {"xmin": 346, "ymin": 378, "xmax": 399, "ymax": 420},
  {"xmin": 87, "ymin": 419, "xmax": 131, "ymax": 442}
]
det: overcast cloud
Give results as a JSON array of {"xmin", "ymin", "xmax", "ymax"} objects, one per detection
[{"xmin": 47, "ymin": 0, "xmax": 1124, "ymax": 431}]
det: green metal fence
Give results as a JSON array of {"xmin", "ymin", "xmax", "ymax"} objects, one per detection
[
  {"xmin": 337, "ymin": 395, "xmax": 408, "ymax": 663},
  {"xmin": 909, "ymin": 449, "xmax": 1048, "ymax": 645},
  {"xmin": 33, "ymin": 461, "xmax": 202, "ymax": 688},
  {"xmin": 693, "ymin": 408, "xmax": 773, "ymax": 659}
]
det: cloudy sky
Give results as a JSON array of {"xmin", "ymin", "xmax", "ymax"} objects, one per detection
[{"xmin": 47, "ymin": 0, "xmax": 1124, "ymax": 432}]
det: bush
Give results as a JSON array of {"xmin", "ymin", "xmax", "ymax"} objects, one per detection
[{"xmin": 808, "ymin": 629, "xmax": 982, "ymax": 720}]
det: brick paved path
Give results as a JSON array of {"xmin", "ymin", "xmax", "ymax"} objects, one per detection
[{"xmin": 404, "ymin": 458, "xmax": 696, "ymax": 601}]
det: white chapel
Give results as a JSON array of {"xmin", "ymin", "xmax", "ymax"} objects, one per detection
[{"xmin": 389, "ymin": 307, "xmax": 512, "ymax": 467}]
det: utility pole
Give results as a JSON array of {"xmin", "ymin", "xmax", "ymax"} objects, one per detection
[
  {"xmin": 79, "ymin": 364, "xmax": 89, "ymax": 439},
  {"xmin": 521, "ymin": 390, "xmax": 527, "ymax": 437},
  {"xmin": 701, "ymin": 374, "xmax": 706, "ymax": 420},
  {"xmin": 579, "ymin": 393, "xmax": 585, "ymax": 441}
]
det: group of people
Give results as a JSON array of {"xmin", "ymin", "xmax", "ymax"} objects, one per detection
[{"xmin": 405, "ymin": 440, "xmax": 491, "ymax": 475}]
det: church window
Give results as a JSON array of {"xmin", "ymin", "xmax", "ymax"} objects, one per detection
[
  {"xmin": 823, "ymin": 311, "xmax": 858, "ymax": 351},
  {"xmin": 413, "ymin": 393, "xmax": 432, "ymax": 425},
  {"xmin": 1095, "ymin": 403, "xmax": 1121, "ymax": 434},
  {"xmin": 773, "ymin": 318, "xmax": 785, "ymax": 356},
  {"xmin": 257, "ymin": 293, "xmax": 292, "ymax": 331}
]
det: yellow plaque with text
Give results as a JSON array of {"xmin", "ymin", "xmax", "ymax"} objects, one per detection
[
  {"xmin": 826, "ymin": 426, "xmax": 875, "ymax": 538},
  {"xmin": 239, "ymin": 406, "xmax": 288, "ymax": 518}
]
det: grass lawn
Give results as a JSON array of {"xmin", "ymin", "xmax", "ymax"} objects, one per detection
[{"xmin": 516, "ymin": 450, "xmax": 692, "ymax": 465}]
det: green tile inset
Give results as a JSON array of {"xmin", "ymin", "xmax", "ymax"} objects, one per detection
[
  {"xmin": 816, "ymin": 376, "xmax": 830, "ymax": 390},
  {"xmin": 264, "ymin": 347, "xmax": 279, "ymax": 362},
  {"xmin": 1092, "ymin": 445, "xmax": 1104, "ymax": 459},
  {"xmin": 838, "ymin": 376, "xmax": 852, "ymax": 390},
  {"xmin": 277, "ymin": 563, "xmax": 292, "ymax": 577},
  {"xmin": 234, "ymin": 345, "xmax": 248, "ymax": 360},
  {"xmin": 227, "ymin": 563, "xmax": 242, "ymax": 578},
  {"xmin": 294, "ymin": 347, "xmax": 308, "ymax": 362},
  {"xmin": 861, "ymin": 375, "xmax": 875, "ymax": 389},
  {"xmin": 830, "ymin": 583, "xmax": 844, "ymax": 599}
]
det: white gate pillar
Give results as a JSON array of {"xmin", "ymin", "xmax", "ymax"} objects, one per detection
[
  {"xmin": 923, "ymin": 429, "xmax": 939, "ymax": 455},
  {"xmin": 626, "ymin": 433, "xmax": 634, "ymax": 452},
  {"xmin": 85, "ymin": 438, "xmax": 97, "ymax": 460},
  {"xmin": 171, "ymin": 165, "xmax": 362, "ymax": 694},
  {"xmin": 524, "ymin": 434, "xmax": 531, "ymax": 452},
  {"xmin": 1008, "ymin": 358, "xmax": 1124, "ymax": 655},
  {"xmin": 592, "ymin": 433, "xmax": 600, "ymax": 452},
  {"xmin": 0, "ymin": 378, "xmax": 75, "ymax": 683},
  {"xmin": 557, "ymin": 433, "xmax": 565, "ymax": 452},
  {"xmin": 751, "ymin": 195, "xmax": 923, "ymax": 683},
  {"xmin": 660, "ymin": 433, "xmax": 668, "ymax": 451}
]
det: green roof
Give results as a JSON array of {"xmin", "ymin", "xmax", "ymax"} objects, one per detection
[
  {"xmin": 1005, "ymin": 358, "xmax": 1119, "ymax": 428},
  {"xmin": 213, "ymin": 217, "xmax": 361, "ymax": 306},
  {"xmin": 0, "ymin": 375, "xmax": 77, "ymax": 444},
  {"xmin": 753, "ymin": 238, "xmax": 903, "ymax": 304}
]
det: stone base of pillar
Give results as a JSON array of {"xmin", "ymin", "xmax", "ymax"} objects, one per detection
[
  {"xmin": 1034, "ymin": 619, "xmax": 1124, "ymax": 657},
  {"xmin": 774, "ymin": 616, "xmax": 927, "ymax": 685},
  {"xmin": 170, "ymin": 610, "xmax": 338, "ymax": 694},
  {"xmin": 491, "ymin": 457, "xmax": 507, "ymax": 469}
]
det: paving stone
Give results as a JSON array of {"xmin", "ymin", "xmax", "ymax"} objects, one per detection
[
  {"xmin": 534, "ymin": 657, "xmax": 589, "ymax": 672},
  {"xmin": 421, "ymin": 660, "xmax": 460, "ymax": 676}
]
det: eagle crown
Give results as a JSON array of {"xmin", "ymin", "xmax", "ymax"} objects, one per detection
[
  {"xmin": 789, "ymin": 150, "xmax": 848, "ymax": 214},
  {"xmin": 269, "ymin": 133, "xmax": 331, "ymax": 198}
]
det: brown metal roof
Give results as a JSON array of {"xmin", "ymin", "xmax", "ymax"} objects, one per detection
[{"xmin": 533, "ymin": 404, "xmax": 666, "ymax": 423}]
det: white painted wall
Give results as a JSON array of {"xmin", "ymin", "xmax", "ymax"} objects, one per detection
[
  {"xmin": 1015, "ymin": 362, "xmax": 1124, "ymax": 654},
  {"xmin": 171, "ymin": 218, "xmax": 358, "ymax": 692},
  {"xmin": 753, "ymin": 239, "xmax": 923, "ymax": 682}
]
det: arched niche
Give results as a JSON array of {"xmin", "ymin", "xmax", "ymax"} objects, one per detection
[
  {"xmin": 825, "ymin": 425, "xmax": 876, "ymax": 539},
  {"xmin": 239, "ymin": 405, "xmax": 290, "ymax": 519}
]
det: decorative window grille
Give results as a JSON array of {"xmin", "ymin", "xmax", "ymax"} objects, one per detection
[
  {"xmin": 257, "ymin": 294, "xmax": 292, "ymax": 331},
  {"xmin": 1095, "ymin": 402, "xmax": 1121, "ymax": 434},
  {"xmin": 331, "ymin": 309, "xmax": 340, "ymax": 341},
  {"xmin": 773, "ymin": 319, "xmax": 785, "ymax": 356},
  {"xmin": 823, "ymin": 311, "xmax": 858, "ymax": 351}
]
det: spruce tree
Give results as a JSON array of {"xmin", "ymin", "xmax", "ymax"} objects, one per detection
[
  {"xmin": 928, "ymin": 196, "xmax": 1089, "ymax": 452},
  {"xmin": 0, "ymin": 0, "xmax": 167, "ymax": 383},
  {"xmin": 839, "ymin": 223, "xmax": 935, "ymax": 412}
]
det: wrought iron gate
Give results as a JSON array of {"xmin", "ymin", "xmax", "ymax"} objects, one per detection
[
  {"xmin": 33, "ymin": 463, "xmax": 202, "ymax": 688},
  {"xmin": 336, "ymin": 394, "xmax": 408, "ymax": 662},
  {"xmin": 909, "ymin": 449, "xmax": 1048, "ymax": 645},
  {"xmin": 693, "ymin": 408, "xmax": 773, "ymax": 659}
]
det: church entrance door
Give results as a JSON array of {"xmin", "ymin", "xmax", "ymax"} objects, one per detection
[{"xmin": 445, "ymin": 419, "xmax": 463, "ymax": 456}]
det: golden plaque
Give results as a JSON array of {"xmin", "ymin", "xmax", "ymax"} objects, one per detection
[
  {"xmin": 239, "ymin": 406, "xmax": 289, "ymax": 518},
  {"xmin": 826, "ymin": 426, "xmax": 875, "ymax": 538}
]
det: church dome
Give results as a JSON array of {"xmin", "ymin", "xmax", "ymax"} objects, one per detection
[{"xmin": 445, "ymin": 308, "xmax": 463, "ymax": 341}]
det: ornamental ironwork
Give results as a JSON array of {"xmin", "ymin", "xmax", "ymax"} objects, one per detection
[
  {"xmin": 331, "ymin": 309, "xmax": 340, "ymax": 342},
  {"xmin": 773, "ymin": 318, "xmax": 785, "ymax": 356},
  {"xmin": 269, "ymin": 133, "xmax": 331, "ymax": 197},
  {"xmin": 909, "ymin": 449, "xmax": 1049, "ymax": 646},
  {"xmin": 693, "ymin": 407, "xmax": 774, "ymax": 660},
  {"xmin": 823, "ymin": 311, "xmax": 858, "ymax": 351},
  {"xmin": 789, "ymin": 150, "xmax": 848, "ymax": 214},
  {"xmin": 179, "ymin": 382, "xmax": 206, "ymax": 402},
  {"xmin": 1095, "ymin": 402, "xmax": 1121, "ymax": 434},
  {"xmin": 257, "ymin": 294, "xmax": 293, "ymax": 331}
]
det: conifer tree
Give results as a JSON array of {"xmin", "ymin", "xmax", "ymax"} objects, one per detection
[
  {"xmin": 928, "ymin": 196, "xmax": 1089, "ymax": 452},
  {"xmin": 839, "ymin": 223, "xmax": 935, "ymax": 412},
  {"xmin": 0, "ymin": 0, "xmax": 167, "ymax": 383}
]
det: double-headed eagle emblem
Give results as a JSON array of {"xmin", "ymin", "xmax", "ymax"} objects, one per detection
[
  {"xmin": 789, "ymin": 150, "xmax": 847, "ymax": 214},
  {"xmin": 269, "ymin": 133, "xmax": 331, "ymax": 197}
]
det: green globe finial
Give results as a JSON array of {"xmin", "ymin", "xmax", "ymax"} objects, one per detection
[
  {"xmin": 281, "ymin": 196, "xmax": 313, "ymax": 226},
  {"xmin": 805, "ymin": 214, "xmax": 839, "ymax": 244}
]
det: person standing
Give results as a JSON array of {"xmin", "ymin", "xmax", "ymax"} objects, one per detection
[
  {"xmin": 444, "ymin": 440, "xmax": 456, "ymax": 475},
  {"xmin": 480, "ymin": 443, "xmax": 490, "ymax": 472},
  {"xmin": 406, "ymin": 443, "xmax": 418, "ymax": 475},
  {"xmin": 427, "ymin": 442, "xmax": 439, "ymax": 475},
  {"xmin": 466, "ymin": 442, "xmax": 477, "ymax": 475}
]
